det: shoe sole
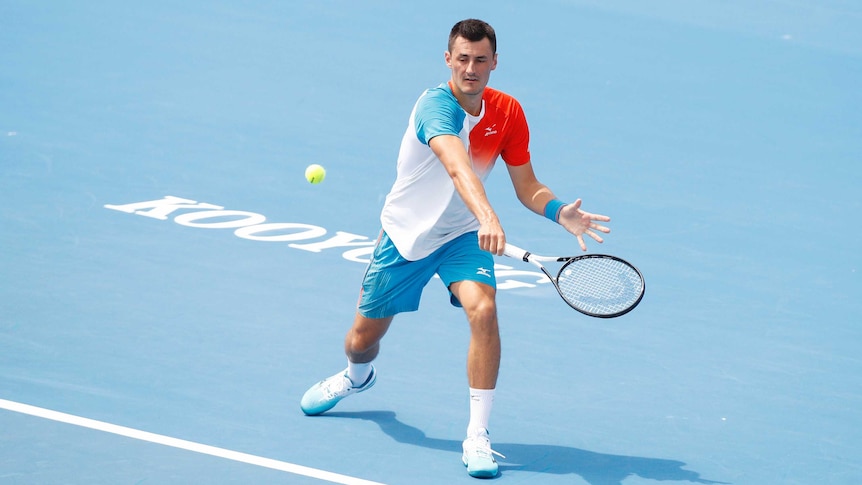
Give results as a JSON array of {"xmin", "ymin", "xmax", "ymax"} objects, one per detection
[{"xmin": 462, "ymin": 455, "xmax": 498, "ymax": 478}]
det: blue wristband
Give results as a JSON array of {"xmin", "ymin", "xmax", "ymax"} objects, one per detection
[{"xmin": 543, "ymin": 199, "xmax": 566, "ymax": 223}]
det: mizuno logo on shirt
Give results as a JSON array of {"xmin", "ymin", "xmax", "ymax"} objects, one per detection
[{"xmin": 484, "ymin": 125, "xmax": 498, "ymax": 137}]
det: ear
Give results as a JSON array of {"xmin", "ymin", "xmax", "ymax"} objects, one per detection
[
  {"xmin": 444, "ymin": 50, "xmax": 452, "ymax": 68},
  {"xmin": 491, "ymin": 53, "xmax": 498, "ymax": 71}
]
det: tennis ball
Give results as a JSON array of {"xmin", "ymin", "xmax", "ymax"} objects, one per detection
[{"xmin": 305, "ymin": 164, "xmax": 326, "ymax": 184}]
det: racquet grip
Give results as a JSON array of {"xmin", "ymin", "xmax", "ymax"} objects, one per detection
[{"xmin": 503, "ymin": 243, "xmax": 530, "ymax": 261}]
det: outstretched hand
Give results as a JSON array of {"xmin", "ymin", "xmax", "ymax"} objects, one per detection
[{"xmin": 558, "ymin": 199, "xmax": 611, "ymax": 251}]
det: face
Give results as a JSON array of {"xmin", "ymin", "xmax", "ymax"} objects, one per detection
[{"xmin": 445, "ymin": 36, "xmax": 497, "ymax": 97}]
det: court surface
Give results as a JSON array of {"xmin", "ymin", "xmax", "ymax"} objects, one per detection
[{"xmin": 2, "ymin": 1, "xmax": 860, "ymax": 484}]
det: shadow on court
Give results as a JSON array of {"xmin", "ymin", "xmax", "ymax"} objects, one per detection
[{"xmin": 322, "ymin": 411, "xmax": 726, "ymax": 484}]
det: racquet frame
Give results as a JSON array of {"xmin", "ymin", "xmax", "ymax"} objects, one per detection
[{"xmin": 503, "ymin": 243, "xmax": 645, "ymax": 318}]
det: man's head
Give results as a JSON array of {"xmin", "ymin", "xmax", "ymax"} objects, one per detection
[
  {"xmin": 448, "ymin": 19, "xmax": 496, "ymax": 54},
  {"xmin": 446, "ymin": 19, "xmax": 498, "ymax": 102}
]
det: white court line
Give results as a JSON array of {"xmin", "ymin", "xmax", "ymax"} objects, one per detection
[{"xmin": 0, "ymin": 398, "xmax": 385, "ymax": 485}]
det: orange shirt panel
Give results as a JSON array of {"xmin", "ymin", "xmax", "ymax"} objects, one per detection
[{"xmin": 469, "ymin": 87, "xmax": 531, "ymax": 172}]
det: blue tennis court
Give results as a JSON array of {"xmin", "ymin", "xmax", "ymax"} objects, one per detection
[{"xmin": 2, "ymin": 1, "xmax": 860, "ymax": 484}]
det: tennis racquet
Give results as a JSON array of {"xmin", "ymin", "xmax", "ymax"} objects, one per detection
[{"xmin": 503, "ymin": 243, "xmax": 645, "ymax": 318}]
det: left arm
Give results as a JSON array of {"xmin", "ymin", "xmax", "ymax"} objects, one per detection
[{"xmin": 505, "ymin": 161, "xmax": 611, "ymax": 251}]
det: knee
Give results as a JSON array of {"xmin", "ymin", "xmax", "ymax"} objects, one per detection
[{"xmin": 466, "ymin": 299, "xmax": 499, "ymax": 334}]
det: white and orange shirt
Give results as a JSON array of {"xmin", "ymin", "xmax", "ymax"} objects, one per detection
[{"xmin": 380, "ymin": 82, "xmax": 531, "ymax": 260}]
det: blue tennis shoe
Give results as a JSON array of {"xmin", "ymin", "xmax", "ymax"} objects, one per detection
[
  {"xmin": 462, "ymin": 427, "xmax": 504, "ymax": 478},
  {"xmin": 300, "ymin": 366, "xmax": 377, "ymax": 416}
]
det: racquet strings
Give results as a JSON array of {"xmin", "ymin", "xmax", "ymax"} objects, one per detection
[{"xmin": 556, "ymin": 257, "xmax": 644, "ymax": 316}]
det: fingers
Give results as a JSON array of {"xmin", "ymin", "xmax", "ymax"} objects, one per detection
[
  {"xmin": 479, "ymin": 233, "xmax": 506, "ymax": 256},
  {"xmin": 576, "ymin": 229, "xmax": 606, "ymax": 252},
  {"xmin": 577, "ymin": 235, "xmax": 587, "ymax": 251},
  {"xmin": 487, "ymin": 240, "xmax": 505, "ymax": 256},
  {"xmin": 591, "ymin": 222, "xmax": 611, "ymax": 234},
  {"xmin": 580, "ymin": 211, "xmax": 611, "ymax": 223},
  {"xmin": 559, "ymin": 198, "xmax": 611, "ymax": 251},
  {"xmin": 591, "ymin": 214, "xmax": 612, "ymax": 223},
  {"xmin": 586, "ymin": 229, "xmax": 605, "ymax": 244}
]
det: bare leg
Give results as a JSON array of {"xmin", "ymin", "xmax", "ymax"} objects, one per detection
[
  {"xmin": 451, "ymin": 279, "xmax": 501, "ymax": 475},
  {"xmin": 344, "ymin": 313, "xmax": 393, "ymax": 364},
  {"xmin": 450, "ymin": 280, "xmax": 500, "ymax": 389}
]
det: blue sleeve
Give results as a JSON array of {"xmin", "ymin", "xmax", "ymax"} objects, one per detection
[{"xmin": 414, "ymin": 87, "xmax": 465, "ymax": 145}]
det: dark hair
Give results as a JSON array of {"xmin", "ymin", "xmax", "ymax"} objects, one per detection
[{"xmin": 448, "ymin": 19, "xmax": 496, "ymax": 53}]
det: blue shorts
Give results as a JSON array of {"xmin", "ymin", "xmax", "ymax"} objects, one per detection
[{"xmin": 356, "ymin": 231, "xmax": 496, "ymax": 318}]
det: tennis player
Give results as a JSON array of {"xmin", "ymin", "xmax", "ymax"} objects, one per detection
[{"xmin": 300, "ymin": 18, "xmax": 611, "ymax": 478}]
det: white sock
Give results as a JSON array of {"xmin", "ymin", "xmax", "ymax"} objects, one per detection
[
  {"xmin": 467, "ymin": 388, "xmax": 495, "ymax": 436},
  {"xmin": 347, "ymin": 360, "xmax": 372, "ymax": 386}
]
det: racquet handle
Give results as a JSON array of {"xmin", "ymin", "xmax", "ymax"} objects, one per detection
[{"xmin": 503, "ymin": 243, "xmax": 530, "ymax": 261}]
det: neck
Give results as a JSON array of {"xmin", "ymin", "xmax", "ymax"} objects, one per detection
[{"xmin": 449, "ymin": 81, "xmax": 483, "ymax": 116}]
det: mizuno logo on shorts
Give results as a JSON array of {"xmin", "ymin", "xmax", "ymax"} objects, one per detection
[{"xmin": 476, "ymin": 267, "xmax": 491, "ymax": 277}]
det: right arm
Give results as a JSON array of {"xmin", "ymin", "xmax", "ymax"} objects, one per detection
[{"xmin": 428, "ymin": 134, "xmax": 506, "ymax": 255}]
